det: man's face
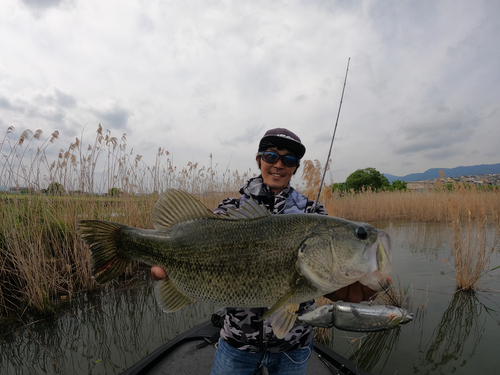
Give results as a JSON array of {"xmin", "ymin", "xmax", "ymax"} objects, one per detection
[{"xmin": 258, "ymin": 147, "xmax": 298, "ymax": 194}]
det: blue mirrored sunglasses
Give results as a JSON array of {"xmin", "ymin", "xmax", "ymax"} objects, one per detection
[{"xmin": 258, "ymin": 151, "xmax": 300, "ymax": 168}]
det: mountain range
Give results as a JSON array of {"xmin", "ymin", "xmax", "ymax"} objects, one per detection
[{"xmin": 383, "ymin": 163, "xmax": 500, "ymax": 183}]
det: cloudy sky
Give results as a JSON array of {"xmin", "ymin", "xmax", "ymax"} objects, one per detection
[{"xmin": 1, "ymin": 0, "xmax": 499, "ymax": 187}]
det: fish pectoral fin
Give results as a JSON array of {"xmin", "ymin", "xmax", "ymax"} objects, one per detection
[
  {"xmin": 154, "ymin": 278, "xmax": 195, "ymax": 313},
  {"xmin": 267, "ymin": 303, "xmax": 300, "ymax": 339},
  {"xmin": 259, "ymin": 280, "xmax": 304, "ymax": 339},
  {"xmin": 260, "ymin": 278, "xmax": 304, "ymax": 321}
]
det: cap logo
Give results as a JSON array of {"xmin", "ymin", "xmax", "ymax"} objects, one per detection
[{"xmin": 274, "ymin": 133, "xmax": 298, "ymax": 141}]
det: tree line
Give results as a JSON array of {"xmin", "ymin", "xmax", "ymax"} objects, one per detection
[{"xmin": 331, "ymin": 167, "xmax": 407, "ymax": 193}]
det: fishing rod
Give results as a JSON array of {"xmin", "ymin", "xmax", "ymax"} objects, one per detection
[{"xmin": 312, "ymin": 57, "xmax": 350, "ymax": 211}]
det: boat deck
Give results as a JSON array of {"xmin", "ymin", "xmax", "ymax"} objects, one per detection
[{"xmin": 121, "ymin": 321, "xmax": 370, "ymax": 375}]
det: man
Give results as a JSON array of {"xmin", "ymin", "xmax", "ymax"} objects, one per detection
[{"xmin": 151, "ymin": 128, "xmax": 377, "ymax": 374}]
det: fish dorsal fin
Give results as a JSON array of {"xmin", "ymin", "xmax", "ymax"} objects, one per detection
[
  {"xmin": 151, "ymin": 189, "xmax": 217, "ymax": 230},
  {"xmin": 225, "ymin": 198, "xmax": 270, "ymax": 220}
]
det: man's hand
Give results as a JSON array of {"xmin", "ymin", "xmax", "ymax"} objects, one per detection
[{"xmin": 151, "ymin": 266, "xmax": 167, "ymax": 281}]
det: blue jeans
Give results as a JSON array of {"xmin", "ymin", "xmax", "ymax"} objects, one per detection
[{"xmin": 210, "ymin": 339, "xmax": 313, "ymax": 375}]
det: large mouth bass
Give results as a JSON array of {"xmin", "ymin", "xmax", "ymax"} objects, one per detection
[{"xmin": 78, "ymin": 189, "xmax": 392, "ymax": 339}]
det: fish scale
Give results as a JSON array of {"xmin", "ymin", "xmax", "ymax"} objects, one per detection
[{"xmin": 78, "ymin": 189, "xmax": 392, "ymax": 338}]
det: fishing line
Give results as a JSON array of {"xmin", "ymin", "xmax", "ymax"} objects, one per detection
[{"xmin": 313, "ymin": 57, "xmax": 350, "ymax": 211}]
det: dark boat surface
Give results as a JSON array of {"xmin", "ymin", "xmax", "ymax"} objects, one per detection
[{"xmin": 120, "ymin": 317, "xmax": 372, "ymax": 375}]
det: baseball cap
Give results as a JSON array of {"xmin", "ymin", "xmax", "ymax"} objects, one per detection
[{"xmin": 258, "ymin": 128, "xmax": 306, "ymax": 159}]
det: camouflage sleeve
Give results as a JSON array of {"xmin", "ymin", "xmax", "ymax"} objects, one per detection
[
  {"xmin": 212, "ymin": 197, "xmax": 241, "ymax": 215},
  {"xmin": 305, "ymin": 200, "xmax": 328, "ymax": 215}
]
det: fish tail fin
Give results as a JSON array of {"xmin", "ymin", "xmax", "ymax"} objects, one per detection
[{"xmin": 78, "ymin": 220, "xmax": 131, "ymax": 284}]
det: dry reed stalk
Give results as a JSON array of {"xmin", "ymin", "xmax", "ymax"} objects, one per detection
[
  {"xmin": 451, "ymin": 214, "xmax": 497, "ymax": 291},
  {"xmin": 0, "ymin": 125, "xmax": 249, "ymax": 318},
  {"xmin": 313, "ymin": 296, "xmax": 333, "ymax": 344},
  {"xmin": 300, "ymin": 159, "xmax": 500, "ymax": 222}
]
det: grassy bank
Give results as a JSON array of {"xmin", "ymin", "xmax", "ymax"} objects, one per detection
[{"xmin": 1, "ymin": 126, "xmax": 499, "ymax": 318}]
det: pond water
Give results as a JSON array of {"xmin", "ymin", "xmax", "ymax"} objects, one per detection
[{"xmin": 1, "ymin": 221, "xmax": 499, "ymax": 374}]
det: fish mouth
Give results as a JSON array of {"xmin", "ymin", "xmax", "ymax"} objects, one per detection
[
  {"xmin": 357, "ymin": 231, "xmax": 392, "ymax": 290},
  {"xmin": 375, "ymin": 230, "xmax": 392, "ymax": 274}
]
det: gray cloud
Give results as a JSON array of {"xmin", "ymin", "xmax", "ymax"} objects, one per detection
[
  {"xmin": 92, "ymin": 105, "xmax": 129, "ymax": 130},
  {"xmin": 1, "ymin": 0, "xmax": 499, "ymax": 183},
  {"xmin": 393, "ymin": 111, "xmax": 476, "ymax": 155},
  {"xmin": 0, "ymin": 87, "xmax": 76, "ymax": 123},
  {"xmin": 21, "ymin": 0, "xmax": 64, "ymax": 10},
  {"xmin": 220, "ymin": 125, "xmax": 265, "ymax": 147},
  {"xmin": 0, "ymin": 96, "xmax": 12, "ymax": 110},
  {"xmin": 313, "ymin": 131, "xmax": 333, "ymax": 144}
]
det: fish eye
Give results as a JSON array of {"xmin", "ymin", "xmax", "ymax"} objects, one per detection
[{"xmin": 355, "ymin": 226, "xmax": 368, "ymax": 240}]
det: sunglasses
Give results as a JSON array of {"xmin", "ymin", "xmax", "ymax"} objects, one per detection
[{"xmin": 258, "ymin": 151, "xmax": 300, "ymax": 168}]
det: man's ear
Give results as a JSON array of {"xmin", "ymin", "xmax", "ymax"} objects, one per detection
[
  {"xmin": 256, "ymin": 155, "xmax": 261, "ymax": 170},
  {"xmin": 293, "ymin": 163, "xmax": 300, "ymax": 175}
]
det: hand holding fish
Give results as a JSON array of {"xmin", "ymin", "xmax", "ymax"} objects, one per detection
[{"xmin": 151, "ymin": 266, "xmax": 167, "ymax": 281}]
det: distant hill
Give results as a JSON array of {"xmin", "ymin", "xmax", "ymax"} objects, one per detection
[{"xmin": 384, "ymin": 163, "xmax": 500, "ymax": 183}]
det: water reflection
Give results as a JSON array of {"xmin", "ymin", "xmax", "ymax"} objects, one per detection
[
  {"xmin": 0, "ymin": 279, "xmax": 218, "ymax": 375},
  {"xmin": 417, "ymin": 292, "xmax": 487, "ymax": 373},
  {"xmin": 326, "ymin": 290, "xmax": 499, "ymax": 375},
  {"xmin": 346, "ymin": 325, "xmax": 404, "ymax": 372},
  {"xmin": 322, "ymin": 221, "xmax": 500, "ymax": 375}
]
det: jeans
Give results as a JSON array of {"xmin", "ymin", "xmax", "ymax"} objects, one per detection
[{"xmin": 210, "ymin": 338, "xmax": 313, "ymax": 375}]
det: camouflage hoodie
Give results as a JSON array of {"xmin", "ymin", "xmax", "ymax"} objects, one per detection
[{"xmin": 213, "ymin": 176, "xmax": 327, "ymax": 353}]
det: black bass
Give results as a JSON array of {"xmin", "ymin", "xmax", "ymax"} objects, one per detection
[{"xmin": 77, "ymin": 189, "xmax": 392, "ymax": 339}]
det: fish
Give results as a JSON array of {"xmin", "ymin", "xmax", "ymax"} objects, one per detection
[
  {"xmin": 297, "ymin": 302, "xmax": 414, "ymax": 331},
  {"xmin": 77, "ymin": 189, "xmax": 392, "ymax": 339}
]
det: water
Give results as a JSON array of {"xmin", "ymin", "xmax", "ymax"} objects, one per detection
[
  {"xmin": 1, "ymin": 221, "xmax": 499, "ymax": 374},
  {"xmin": 0, "ymin": 282, "xmax": 220, "ymax": 374},
  {"xmin": 327, "ymin": 221, "xmax": 500, "ymax": 375}
]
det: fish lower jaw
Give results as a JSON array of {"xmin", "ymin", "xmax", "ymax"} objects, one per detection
[{"xmin": 358, "ymin": 271, "xmax": 391, "ymax": 290}]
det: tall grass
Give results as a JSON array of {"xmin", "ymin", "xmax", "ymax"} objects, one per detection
[
  {"xmin": 318, "ymin": 185, "xmax": 499, "ymax": 223},
  {"xmin": 300, "ymin": 159, "xmax": 500, "ymax": 223},
  {"xmin": 0, "ymin": 125, "xmax": 245, "ymax": 318},
  {"xmin": 451, "ymin": 214, "xmax": 498, "ymax": 291},
  {"xmin": 1, "ymin": 125, "xmax": 499, "ymax": 319}
]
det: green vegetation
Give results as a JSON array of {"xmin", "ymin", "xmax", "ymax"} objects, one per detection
[
  {"xmin": 41, "ymin": 182, "xmax": 66, "ymax": 195},
  {"xmin": 388, "ymin": 179, "xmax": 408, "ymax": 191},
  {"xmin": 108, "ymin": 187, "xmax": 122, "ymax": 197},
  {"xmin": 345, "ymin": 167, "xmax": 390, "ymax": 192},
  {"xmin": 332, "ymin": 168, "xmax": 407, "ymax": 193}
]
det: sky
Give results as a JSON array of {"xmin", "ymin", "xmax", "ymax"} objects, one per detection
[{"xmin": 1, "ymin": 0, "xmax": 499, "ymax": 188}]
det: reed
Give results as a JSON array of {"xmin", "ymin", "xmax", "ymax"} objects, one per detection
[
  {"xmin": 300, "ymin": 159, "xmax": 500, "ymax": 223},
  {"xmin": 1, "ymin": 127, "xmax": 499, "ymax": 319},
  {"xmin": 0, "ymin": 125, "xmax": 243, "ymax": 318},
  {"xmin": 451, "ymin": 214, "xmax": 498, "ymax": 291}
]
